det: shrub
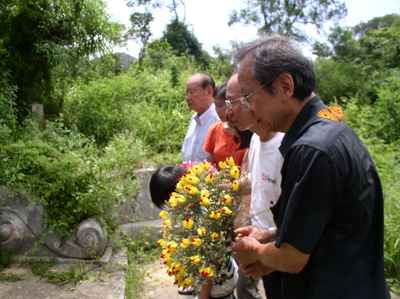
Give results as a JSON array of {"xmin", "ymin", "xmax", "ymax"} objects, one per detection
[
  {"xmin": 0, "ymin": 122, "xmax": 145, "ymax": 235},
  {"xmin": 315, "ymin": 58, "xmax": 369, "ymax": 104},
  {"xmin": 345, "ymin": 71, "xmax": 400, "ymax": 144},
  {"xmin": 63, "ymin": 67, "xmax": 191, "ymax": 152},
  {"xmin": 125, "ymin": 102, "xmax": 190, "ymax": 153}
]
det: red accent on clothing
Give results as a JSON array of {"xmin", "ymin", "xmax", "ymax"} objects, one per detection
[{"xmin": 203, "ymin": 121, "xmax": 246, "ymax": 167}]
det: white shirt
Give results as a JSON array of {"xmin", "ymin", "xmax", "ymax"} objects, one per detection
[
  {"xmin": 248, "ymin": 132, "xmax": 284, "ymax": 229},
  {"xmin": 181, "ymin": 103, "xmax": 219, "ymax": 162}
]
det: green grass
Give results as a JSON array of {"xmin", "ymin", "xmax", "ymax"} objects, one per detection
[
  {"xmin": 29, "ymin": 260, "xmax": 92, "ymax": 285},
  {"xmin": 124, "ymin": 235, "xmax": 160, "ymax": 299},
  {"xmin": 0, "ymin": 272, "xmax": 24, "ymax": 282}
]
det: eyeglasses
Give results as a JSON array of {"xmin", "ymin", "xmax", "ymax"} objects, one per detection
[{"xmin": 225, "ymin": 90, "xmax": 258, "ymax": 110}]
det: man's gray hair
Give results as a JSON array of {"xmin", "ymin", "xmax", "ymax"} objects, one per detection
[{"xmin": 237, "ymin": 35, "xmax": 315, "ymax": 101}]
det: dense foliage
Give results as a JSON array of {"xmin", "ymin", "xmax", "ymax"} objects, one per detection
[
  {"xmin": 0, "ymin": 0, "xmax": 122, "ymax": 119},
  {"xmin": 0, "ymin": 122, "xmax": 144, "ymax": 234}
]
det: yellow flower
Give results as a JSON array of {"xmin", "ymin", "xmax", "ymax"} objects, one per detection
[
  {"xmin": 191, "ymin": 237, "xmax": 202, "ymax": 247},
  {"xmin": 182, "ymin": 277, "xmax": 193, "ymax": 288},
  {"xmin": 177, "ymin": 195, "xmax": 187, "ymax": 204},
  {"xmin": 163, "ymin": 219, "xmax": 172, "ymax": 228},
  {"xmin": 190, "ymin": 165, "xmax": 205, "ymax": 176},
  {"xmin": 171, "ymin": 262, "xmax": 183, "ymax": 274},
  {"xmin": 209, "ymin": 211, "xmax": 221, "ymax": 220},
  {"xmin": 159, "ymin": 210, "xmax": 169, "ymax": 219},
  {"xmin": 182, "ymin": 218, "xmax": 194, "ymax": 229},
  {"xmin": 157, "ymin": 239, "xmax": 166, "ymax": 248},
  {"xmin": 223, "ymin": 194, "xmax": 233, "ymax": 205},
  {"xmin": 200, "ymin": 189, "xmax": 210, "ymax": 197},
  {"xmin": 184, "ymin": 185, "xmax": 199, "ymax": 195},
  {"xmin": 232, "ymin": 180, "xmax": 240, "ymax": 191},
  {"xmin": 180, "ymin": 238, "xmax": 191, "ymax": 249},
  {"xmin": 230, "ymin": 166, "xmax": 240, "ymax": 179},
  {"xmin": 199, "ymin": 196, "xmax": 211, "ymax": 206},
  {"xmin": 168, "ymin": 196, "xmax": 178, "ymax": 208},
  {"xmin": 176, "ymin": 180, "xmax": 184, "ymax": 192},
  {"xmin": 199, "ymin": 267, "xmax": 215, "ymax": 278},
  {"xmin": 175, "ymin": 268, "xmax": 187, "ymax": 280},
  {"xmin": 317, "ymin": 105, "xmax": 345, "ymax": 122},
  {"xmin": 197, "ymin": 227, "xmax": 207, "ymax": 237},
  {"xmin": 202, "ymin": 161, "xmax": 211, "ymax": 170},
  {"xmin": 184, "ymin": 174, "xmax": 200, "ymax": 185},
  {"xmin": 160, "ymin": 249, "xmax": 171, "ymax": 261},
  {"xmin": 205, "ymin": 174, "xmax": 214, "ymax": 184},
  {"xmin": 226, "ymin": 156, "xmax": 236, "ymax": 167},
  {"xmin": 211, "ymin": 232, "xmax": 220, "ymax": 241},
  {"xmin": 218, "ymin": 161, "xmax": 227, "ymax": 169},
  {"xmin": 166, "ymin": 241, "xmax": 178, "ymax": 253},
  {"xmin": 221, "ymin": 206, "xmax": 233, "ymax": 216},
  {"xmin": 190, "ymin": 255, "xmax": 201, "ymax": 265},
  {"xmin": 163, "ymin": 257, "xmax": 172, "ymax": 267}
]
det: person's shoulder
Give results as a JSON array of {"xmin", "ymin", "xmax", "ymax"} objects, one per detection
[
  {"xmin": 208, "ymin": 121, "xmax": 223, "ymax": 133},
  {"xmin": 296, "ymin": 119, "xmax": 349, "ymax": 153}
]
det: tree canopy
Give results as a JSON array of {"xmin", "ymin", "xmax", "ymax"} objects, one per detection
[
  {"xmin": 0, "ymin": 0, "xmax": 122, "ymax": 119},
  {"xmin": 228, "ymin": 0, "xmax": 347, "ymax": 40}
]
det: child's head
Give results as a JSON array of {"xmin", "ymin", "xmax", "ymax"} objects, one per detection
[
  {"xmin": 213, "ymin": 82, "xmax": 228, "ymax": 121},
  {"xmin": 149, "ymin": 165, "xmax": 186, "ymax": 209}
]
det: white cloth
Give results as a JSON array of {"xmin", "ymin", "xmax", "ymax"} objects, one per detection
[
  {"xmin": 210, "ymin": 257, "xmax": 238, "ymax": 298},
  {"xmin": 181, "ymin": 103, "xmax": 219, "ymax": 162},
  {"xmin": 248, "ymin": 132, "xmax": 284, "ymax": 229}
]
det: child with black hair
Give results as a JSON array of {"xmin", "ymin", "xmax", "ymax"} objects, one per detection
[{"xmin": 149, "ymin": 165, "xmax": 238, "ymax": 299}]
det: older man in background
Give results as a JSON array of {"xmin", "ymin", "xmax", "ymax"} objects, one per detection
[{"xmin": 181, "ymin": 73, "xmax": 219, "ymax": 162}]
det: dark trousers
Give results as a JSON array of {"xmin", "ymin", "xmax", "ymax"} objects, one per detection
[{"xmin": 262, "ymin": 272, "xmax": 282, "ymax": 299}]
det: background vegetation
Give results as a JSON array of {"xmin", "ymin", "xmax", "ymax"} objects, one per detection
[{"xmin": 0, "ymin": 0, "xmax": 398, "ymax": 292}]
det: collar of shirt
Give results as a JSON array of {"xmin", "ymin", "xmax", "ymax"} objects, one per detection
[
  {"xmin": 279, "ymin": 96, "xmax": 325, "ymax": 157},
  {"xmin": 194, "ymin": 103, "xmax": 216, "ymax": 125}
]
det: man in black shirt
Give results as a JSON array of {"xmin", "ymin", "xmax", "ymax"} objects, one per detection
[{"xmin": 232, "ymin": 35, "xmax": 390, "ymax": 299}]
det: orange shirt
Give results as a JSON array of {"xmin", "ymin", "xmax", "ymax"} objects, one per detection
[{"xmin": 203, "ymin": 121, "xmax": 246, "ymax": 166}]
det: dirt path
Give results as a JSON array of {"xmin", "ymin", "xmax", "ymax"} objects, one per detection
[
  {"xmin": 141, "ymin": 261, "xmax": 267, "ymax": 299},
  {"xmin": 141, "ymin": 261, "xmax": 195, "ymax": 299}
]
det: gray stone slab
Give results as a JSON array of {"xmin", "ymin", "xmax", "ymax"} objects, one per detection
[
  {"xmin": 0, "ymin": 250, "xmax": 127, "ymax": 299},
  {"xmin": 119, "ymin": 219, "xmax": 162, "ymax": 243},
  {"xmin": 117, "ymin": 168, "xmax": 160, "ymax": 224}
]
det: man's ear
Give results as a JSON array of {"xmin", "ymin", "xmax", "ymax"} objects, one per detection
[
  {"xmin": 206, "ymin": 85, "xmax": 214, "ymax": 97},
  {"xmin": 275, "ymin": 73, "xmax": 294, "ymax": 98}
]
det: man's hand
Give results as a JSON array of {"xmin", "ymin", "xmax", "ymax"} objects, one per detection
[
  {"xmin": 235, "ymin": 225, "xmax": 275, "ymax": 243},
  {"xmin": 232, "ymin": 236, "xmax": 261, "ymax": 266},
  {"xmin": 242, "ymin": 261, "xmax": 274, "ymax": 278}
]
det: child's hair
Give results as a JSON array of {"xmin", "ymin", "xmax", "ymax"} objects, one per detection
[
  {"xmin": 149, "ymin": 165, "xmax": 186, "ymax": 209},
  {"xmin": 213, "ymin": 82, "xmax": 227, "ymax": 100}
]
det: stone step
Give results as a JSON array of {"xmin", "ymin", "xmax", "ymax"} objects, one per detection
[
  {"xmin": 119, "ymin": 219, "xmax": 162, "ymax": 243},
  {"xmin": 0, "ymin": 250, "xmax": 127, "ymax": 299}
]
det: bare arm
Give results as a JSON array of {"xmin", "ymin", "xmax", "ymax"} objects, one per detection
[
  {"xmin": 234, "ymin": 193, "xmax": 251, "ymax": 229},
  {"xmin": 234, "ymin": 153, "xmax": 251, "ymax": 229},
  {"xmin": 233, "ymin": 237, "xmax": 309, "ymax": 274},
  {"xmin": 199, "ymin": 279, "xmax": 213, "ymax": 299}
]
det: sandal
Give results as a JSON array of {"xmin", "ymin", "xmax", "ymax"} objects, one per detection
[{"xmin": 178, "ymin": 286, "xmax": 194, "ymax": 295}]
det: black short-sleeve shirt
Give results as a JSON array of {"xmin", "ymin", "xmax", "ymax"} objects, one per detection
[{"xmin": 271, "ymin": 97, "xmax": 390, "ymax": 299}]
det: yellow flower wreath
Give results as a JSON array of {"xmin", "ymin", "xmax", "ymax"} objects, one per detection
[{"xmin": 157, "ymin": 157, "xmax": 240, "ymax": 291}]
